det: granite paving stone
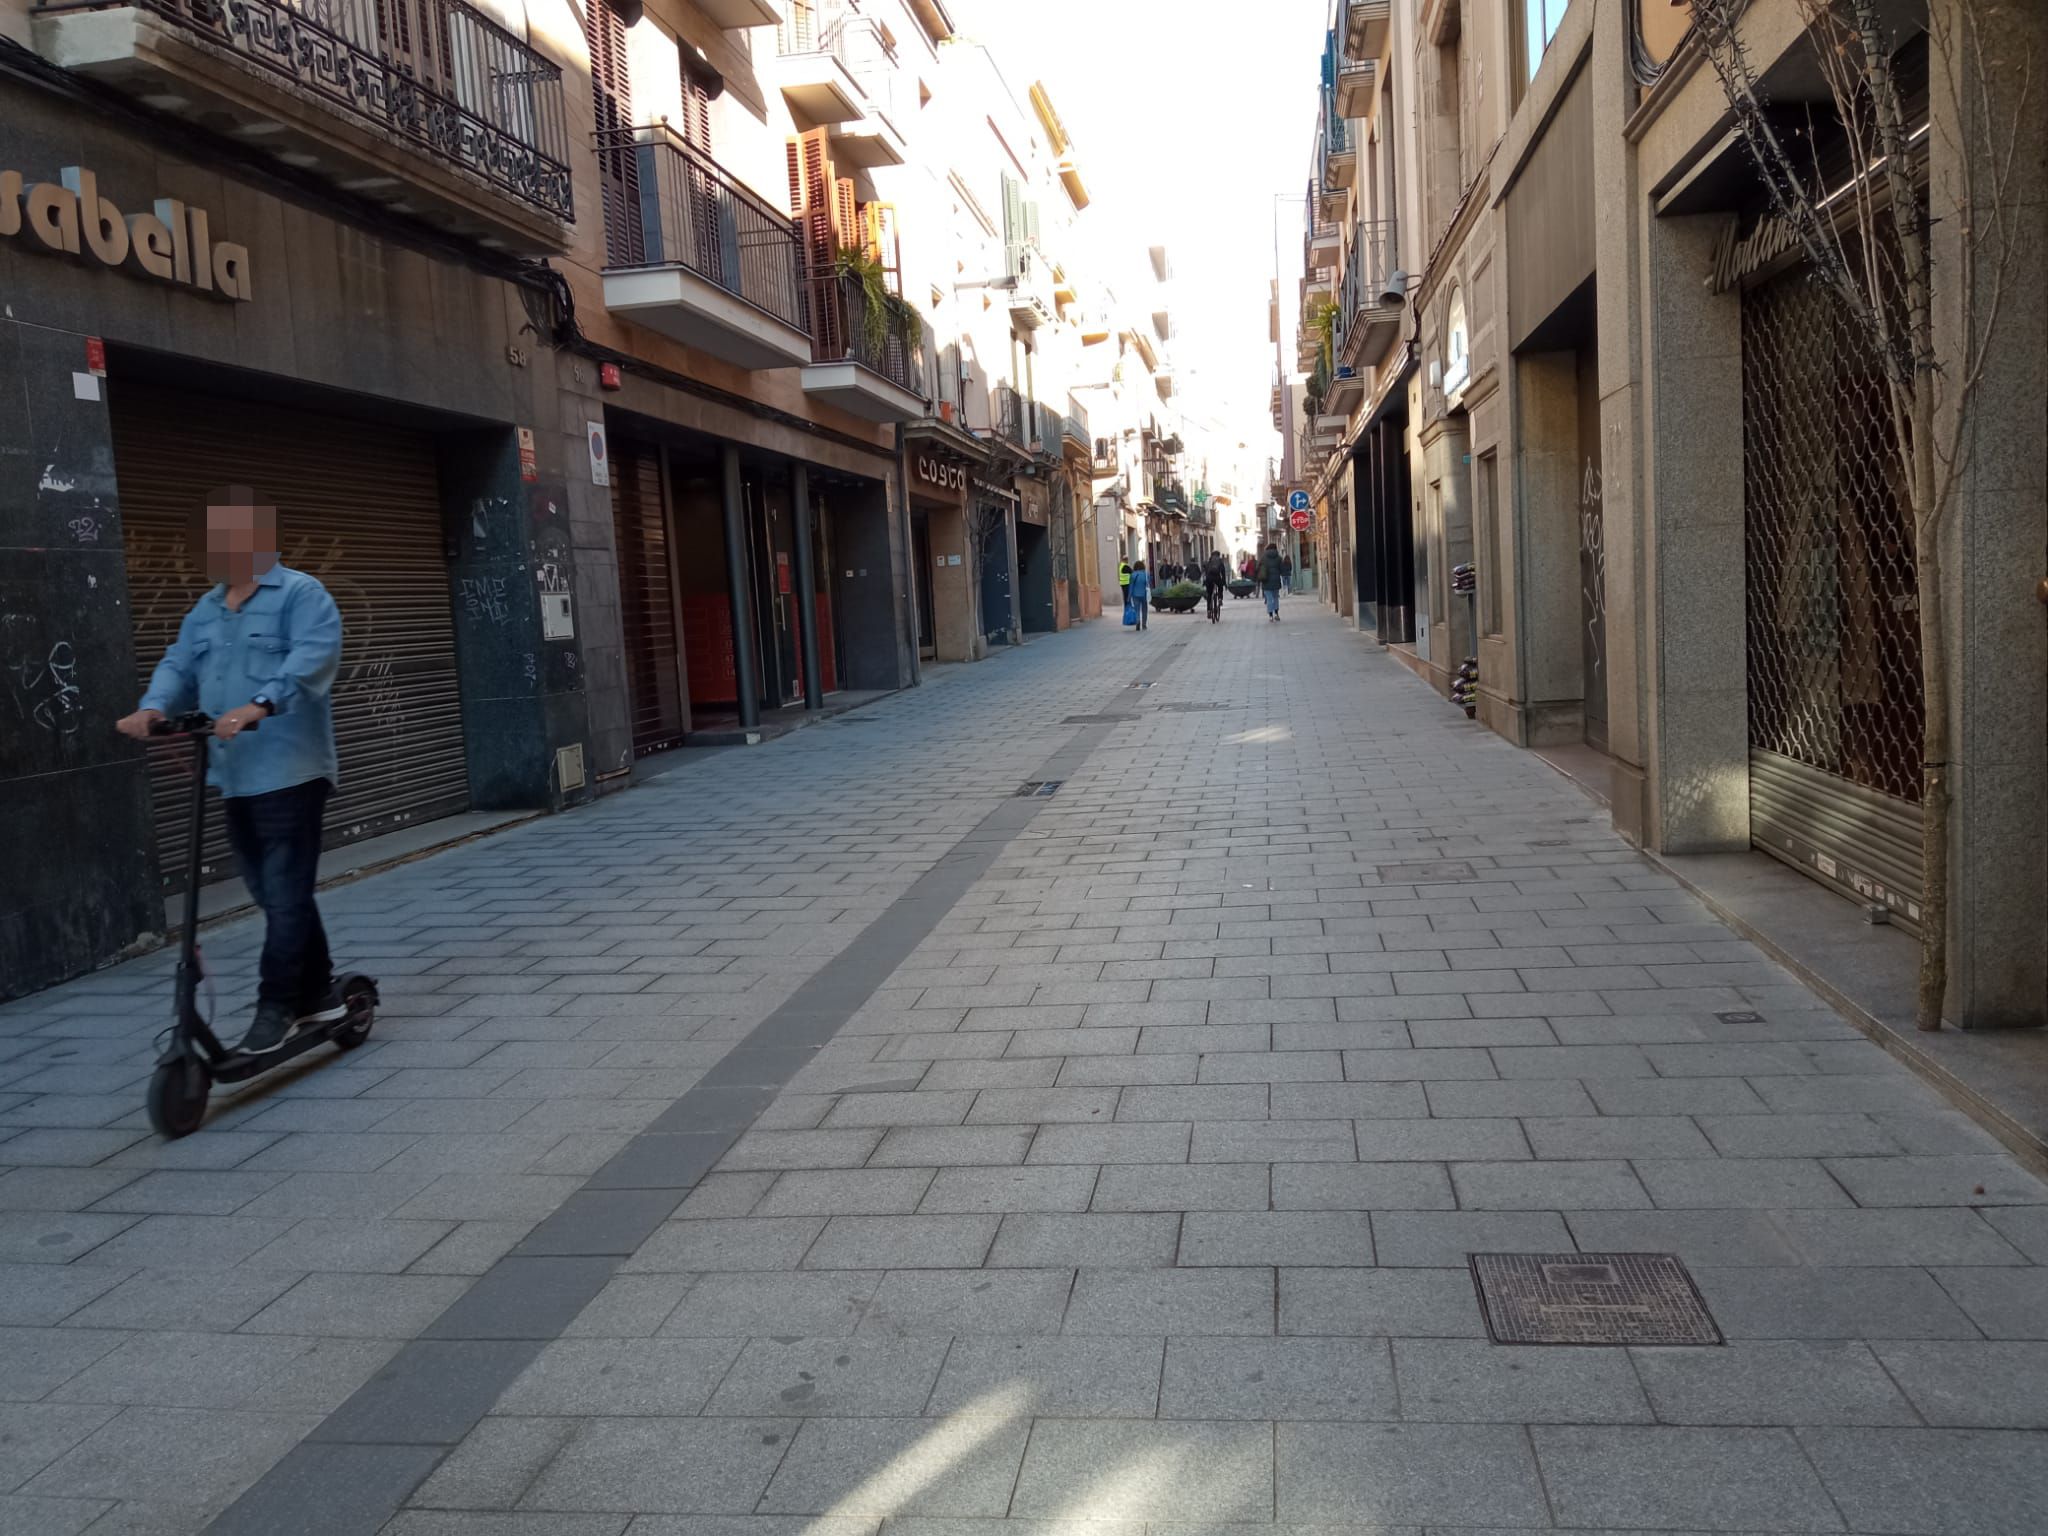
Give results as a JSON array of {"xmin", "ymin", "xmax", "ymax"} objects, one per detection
[{"xmin": 9, "ymin": 600, "xmax": 2041, "ymax": 1536}]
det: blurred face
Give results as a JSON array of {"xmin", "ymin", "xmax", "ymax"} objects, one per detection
[{"xmin": 205, "ymin": 500, "xmax": 279, "ymax": 585}]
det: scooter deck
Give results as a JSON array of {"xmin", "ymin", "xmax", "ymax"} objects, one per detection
[{"xmin": 209, "ymin": 1020, "xmax": 352, "ymax": 1084}]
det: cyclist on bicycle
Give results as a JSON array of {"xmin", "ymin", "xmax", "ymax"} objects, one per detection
[{"xmin": 1202, "ymin": 551, "xmax": 1228, "ymax": 622}]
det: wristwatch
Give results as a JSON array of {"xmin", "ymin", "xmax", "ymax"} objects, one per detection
[{"xmin": 252, "ymin": 695, "xmax": 277, "ymax": 716}]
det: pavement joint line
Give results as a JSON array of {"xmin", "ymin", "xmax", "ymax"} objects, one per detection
[{"xmin": 200, "ymin": 633, "xmax": 1191, "ymax": 1536}]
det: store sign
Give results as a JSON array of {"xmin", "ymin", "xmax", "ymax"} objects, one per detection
[
  {"xmin": 1, "ymin": 166, "xmax": 251, "ymax": 301},
  {"xmin": 915, "ymin": 455, "xmax": 967, "ymax": 492},
  {"xmin": 1707, "ymin": 212, "xmax": 1800, "ymax": 295}
]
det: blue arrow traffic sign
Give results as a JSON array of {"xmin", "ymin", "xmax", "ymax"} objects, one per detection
[{"xmin": 1287, "ymin": 490, "xmax": 1310, "ymax": 513}]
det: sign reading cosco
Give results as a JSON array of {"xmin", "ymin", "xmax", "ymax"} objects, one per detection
[
  {"xmin": 1, "ymin": 166, "xmax": 252, "ymax": 302},
  {"xmin": 915, "ymin": 455, "xmax": 967, "ymax": 492}
]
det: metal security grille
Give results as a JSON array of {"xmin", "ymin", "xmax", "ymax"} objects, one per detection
[
  {"xmin": 114, "ymin": 384, "xmax": 469, "ymax": 893},
  {"xmin": 1742, "ymin": 264, "xmax": 1925, "ymax": 920},
  {"xmin": 610, "ymin": 439, "xmax": 686, "ymax": 756}
]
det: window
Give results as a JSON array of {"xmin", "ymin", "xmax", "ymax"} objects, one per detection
[
  {"xmin": 1478, "ymin": 451, "xmax": 1504, "ymax": 636},
  {"xmin": 1441, "ymin": 286, "xmax": 1470, "ymax": 398},
  {"xmin": 1524, "ymin": 0, "xmax": 1567, "ymax": 80}
]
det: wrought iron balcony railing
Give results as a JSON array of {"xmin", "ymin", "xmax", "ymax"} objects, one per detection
[
  {"xmin": 1091, "ymin": 436, "xmax": 1118, "ymax": 474},
  {"xmin": 1063, "ymin": 395, "xmax": 1090, "ymax": 447},
  {"xmin": 1337, "ymin": 218, "xmax": 1401, "ymax": 367},
  {"xmin": 1032, "ymin": 400, "xmax": 1063, "ymax": 457},
  {"xmin": 35, "ymin": 0, "xmax": 573, "ymax": 221},
  {"xmin": 595, "ymin": 124, "xmax": 806, "ymax": 332},
  {"xmin": 992, "ymin": 383, "xmax": 1031, "ymax": 450},
  {"xmin": 806, "ymin": 270, "xmax": 922, "ymax": 391}
]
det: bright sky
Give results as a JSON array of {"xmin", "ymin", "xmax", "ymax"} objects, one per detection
[{"xmin": 948, "ymin": 0, "xmax": 1328, "ymax": 461}]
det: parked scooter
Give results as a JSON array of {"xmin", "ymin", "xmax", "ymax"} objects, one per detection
[{"xmin": 141, "ymin": 713, "xmax": 377, "ymax": 1137}]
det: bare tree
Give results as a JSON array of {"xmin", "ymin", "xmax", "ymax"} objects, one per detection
[{"xmin": 1691, "ymin": 0, "xmax": 2029, "ymax": 1029}]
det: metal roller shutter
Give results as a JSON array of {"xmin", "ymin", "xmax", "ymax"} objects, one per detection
[
  {"xmin": 610, "ymin": 438, "xmax": 686, "ymax": 754},
  {"xmin": 112, "ymin": 382, "xmax": 469, "ymax": 892}
]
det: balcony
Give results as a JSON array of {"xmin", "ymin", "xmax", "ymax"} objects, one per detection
[
  {"xmin": 31, "ymin": 0, "xmax": 572, "ymax": 250},
  {"xmin": 800, "ymin": 271, "xmax": 926, "ymax": 421},
  {"xmin": 1336, "ymin": 57, "xmax": 1378, "ymax": 119},
  {"xmin": 1062, "ymin": 397, "xmax": 1091, "ymax": 458},
  {"xmin": 1154, "ymin": 367, "xmax": 1174, "ymax": 400},
  {"xmin": 1326, "ymin": 364, "xmax": 1366, "ymax": 414},
  {"xmin": 1321, "ymin": 113, "xmax": 1357, "ymax": 190},
  {"xmin": 1342, "ymin": 0, "xmax": 1391, "ymax": 61},
  {"xmin": 1156, "ymin": 477, "xmax": 1189, "ymax": 516},
  {"xmin": 775, "ymin": 1, "xmax": 865, "ymax": 125},
  {"xmin": 1007, "ymin": 247, "xmax": 1057, "ymax": 330},
  {"xmin": 830, "ymin": 13, "xmax": 909, "ymax": 166},
  {"xmin": 1091, "ymin": 435, "xmax": 1117, "ymax": 475},
  {"xmin": 1337, "ymin": 218, "xmax": 1404, "ymax": 371},
  {"xmin": 1307, "ymin": 219, "xmax": 1341, "ymax": 265},
  {"xmin": 990, "ymin": 383, "xmax": 1032, "ymax": 453},
  {"xmin": 699, "ymin": 0, "xmax": 784, "ymax": 25},
  {"xmin": 1031, "ymin": 400, "xmax": 1063, "ymax": 460},
  {"xmin": 596, "ymin": 125, "xmax": 812, "ymax": 371}
]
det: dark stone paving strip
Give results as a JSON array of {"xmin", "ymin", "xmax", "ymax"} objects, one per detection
[{"xmin": 203, "ymin": 638, "xmax": 1187, "ymax": 1536}]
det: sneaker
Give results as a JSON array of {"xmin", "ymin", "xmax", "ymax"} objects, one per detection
[
  {"xmin": 237, "ymin": 1005, "xmax": 297, "ymax": 1056},
  {"xmin": 295, "ymin": 985, "xmax": 347, "ymax": 1027}
]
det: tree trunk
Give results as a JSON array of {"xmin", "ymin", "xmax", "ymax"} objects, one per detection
[{"xmin": 1912, "ymin": 380, "xmax": 1950, "ymax": 1031}]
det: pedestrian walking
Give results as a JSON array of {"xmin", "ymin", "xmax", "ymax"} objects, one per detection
[
  {"xmin": 115, "ymin": 486, "xmax": 346, "ymax": 1056},
  {"xmin": 1127, "ymin": 560, "xmax": 1151, "ymax": 631},
  {"xmin": 1258, "ymin": 542, "xmax": 1286, "ymax": 621}
]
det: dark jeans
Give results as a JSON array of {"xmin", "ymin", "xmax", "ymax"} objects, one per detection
[{"xmin": 222, "ymin": 778, "xmax": 332, "ymax": 1014}]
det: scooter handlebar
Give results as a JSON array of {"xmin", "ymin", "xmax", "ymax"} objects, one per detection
[{"xmin": 147, "ymin": 711, "xmax": 258, "ymax": 736}]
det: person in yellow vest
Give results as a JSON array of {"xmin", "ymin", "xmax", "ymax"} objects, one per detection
[{"xmin": 1118, "ymin": 559, "xmax": 1132, "ymax": 596}]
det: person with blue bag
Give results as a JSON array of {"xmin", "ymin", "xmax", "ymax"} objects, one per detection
[{"xmin": 1125, "ymin": 560, "xmax": 1150, "ymax": 631}]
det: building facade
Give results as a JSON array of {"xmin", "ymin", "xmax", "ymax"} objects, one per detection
[
  {"xmin": 1286, "ymin": 0, "xmax": 2047, "ymax": 1028},
  {"xmin": 0, "ymin": 0, "xmax": 1120, "ymax": 996}
]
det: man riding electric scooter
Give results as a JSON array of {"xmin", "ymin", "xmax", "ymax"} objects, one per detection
[{"xmin": 115, "ymin": 486, "xmax": 346, "ymax": 1058}]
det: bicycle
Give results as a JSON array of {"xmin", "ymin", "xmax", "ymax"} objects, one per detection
[{"xmin": 1205, "ymin": 583, "xmax": 1224, "ymax": 623}]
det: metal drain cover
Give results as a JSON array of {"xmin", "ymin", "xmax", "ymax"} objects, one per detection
[
  {"xmin": 1156, "ymin": 702, "xmax": 1229, "ymax": 713},
  {"xmin": 1014, "ymin": 780, "xmax": 1063, "ymax": 798},
  {"xmin": 1378, "ymin": 860, "xmax": 1478, "ymax": 882},
  {"xmin": 1470, "ymin": 1253, "xmax": 1721, "ymax": 1346},
  {"xmin": 1062, "ymin": 714, "xmax": 1140, "ymax": 724}
]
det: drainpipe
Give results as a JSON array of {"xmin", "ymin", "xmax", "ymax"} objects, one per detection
[
  {"xmin": 720, "ymin": 442, "xmax": 761, "ymax": 732},
  {"xmin": 791, "ymin": 462, "xmax": 824, "ymax": 711}
]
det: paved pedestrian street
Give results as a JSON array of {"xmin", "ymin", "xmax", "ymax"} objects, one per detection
[{"xmin": 5, "ymin": 601, "xmax": 2048, "ymax": 1536}]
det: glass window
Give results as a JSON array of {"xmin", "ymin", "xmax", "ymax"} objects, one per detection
[
  {"xmin": 1442, "ymin": 287, "xmax": 1470, "ymax": 398},
  {"xmin": 1525, "ymin": 0, "xmax": 1567, "ymax": 79}
]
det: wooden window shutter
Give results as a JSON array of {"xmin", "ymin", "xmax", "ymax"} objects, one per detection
[
  {"xmin": 832, "ymin": 179, "xmax": 858, "ymax": 257},
  {"xmin": 862, "ymin": 202, "xmax": 901, "ymax": 292},
  {"xmin": 786, "ymin": 128, "xmax": 840, "ymax": 356},
  {"xmin": 588, "ymin": 0, "xmax": 642, "ymax": 267}
]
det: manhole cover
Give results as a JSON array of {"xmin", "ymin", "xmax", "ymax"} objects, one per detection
[
  {"xmin": 1469, "ymin": 1253, "xmax": 1721, "ymax": 1346},
  {"xmin": 1377, "ymin": 860, "xmax": 1477, "ymax": 882},
  {"xmin": 1062, "ymin": 714, "xmax": 1140, "ymax": 724},
  {"xmin": 1014, "ymin": 780, "xmax": 1063, "ymax": 798},
  {"xmin": 1715, "ymin": 1010, "xmax": 1764, "ymax": 1024}
]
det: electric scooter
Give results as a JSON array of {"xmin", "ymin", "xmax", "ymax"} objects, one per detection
[{"xmin": 142, "ymin": 712, "xmax": 378, "ymax": 1138}]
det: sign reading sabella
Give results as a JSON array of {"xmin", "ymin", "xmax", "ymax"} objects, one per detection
[{"xmin": 2, "ymin": 166, "xmax": 251, "ymax": 302}]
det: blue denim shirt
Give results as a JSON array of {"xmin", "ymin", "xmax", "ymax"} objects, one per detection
[{"xmin": 139, "ymin": 564, "xmax": 343, "ymax": 798}]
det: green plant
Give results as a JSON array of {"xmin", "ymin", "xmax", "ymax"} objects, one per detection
[{"xmin": 834, "ymin": 245, "xmax": 922, "ymax": 363}]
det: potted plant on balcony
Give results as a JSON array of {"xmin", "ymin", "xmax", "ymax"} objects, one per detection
[{"xmin": 835, "ymin": 246, "xmax": 924, "ymax": 368}]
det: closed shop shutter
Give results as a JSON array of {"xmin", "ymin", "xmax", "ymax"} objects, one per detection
[
  {"xmin": 112, "ymin": 382, "xmax": 469, "ymax": 892},
  {"xmin": 610, "ymin": 438, "xmax": 686, "ymax": 754},
  {"xmin": 1742, "ymin": 263, "xmax": 1926, "ymax": 927}
]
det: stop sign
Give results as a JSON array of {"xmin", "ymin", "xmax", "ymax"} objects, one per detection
[{"xmin": 1289, "ymin": 508, "xmax": 1312, "ymax": 531}]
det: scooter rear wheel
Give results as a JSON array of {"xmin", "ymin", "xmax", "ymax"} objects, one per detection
[
  {"xmin": 146, "ymin": 1055, "xmax": 210, "ymax": 1139},
  {"xmin": 332, "ymin": 975, "xmax": 378, "ymax": 1051}
]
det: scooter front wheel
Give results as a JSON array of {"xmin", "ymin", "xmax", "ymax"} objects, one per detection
[{"xmin": 146, "ymin": 1055, "xmax": 210, "ymax": 1138}]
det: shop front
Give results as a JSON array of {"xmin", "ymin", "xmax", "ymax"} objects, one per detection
[
  {"xmin": 903, "ymin": 429, "xmax": 988, "ymax": 664},
  {"xmin": 607, "ymin": 407, "xmax": 907, "ymax": 740},
  {"xmin": 0, "ymin": 89, "xmax": 609, "ymax": 998}
]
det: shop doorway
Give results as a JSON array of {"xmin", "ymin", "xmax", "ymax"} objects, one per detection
[
  {"xmin": 110, "ymin": 379, "xmax": 469, "ymax": 892},
  {"xmin": 978, "ymin": 504, "xmax": 1014, "ymax": 647},
  {"xmin": 911, "ymin": 512, "xmax": 937, "ymax": 658},
  {"xmin": 1017, "ymin": 520, "xmax": 1055, "ymax": 634}
]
